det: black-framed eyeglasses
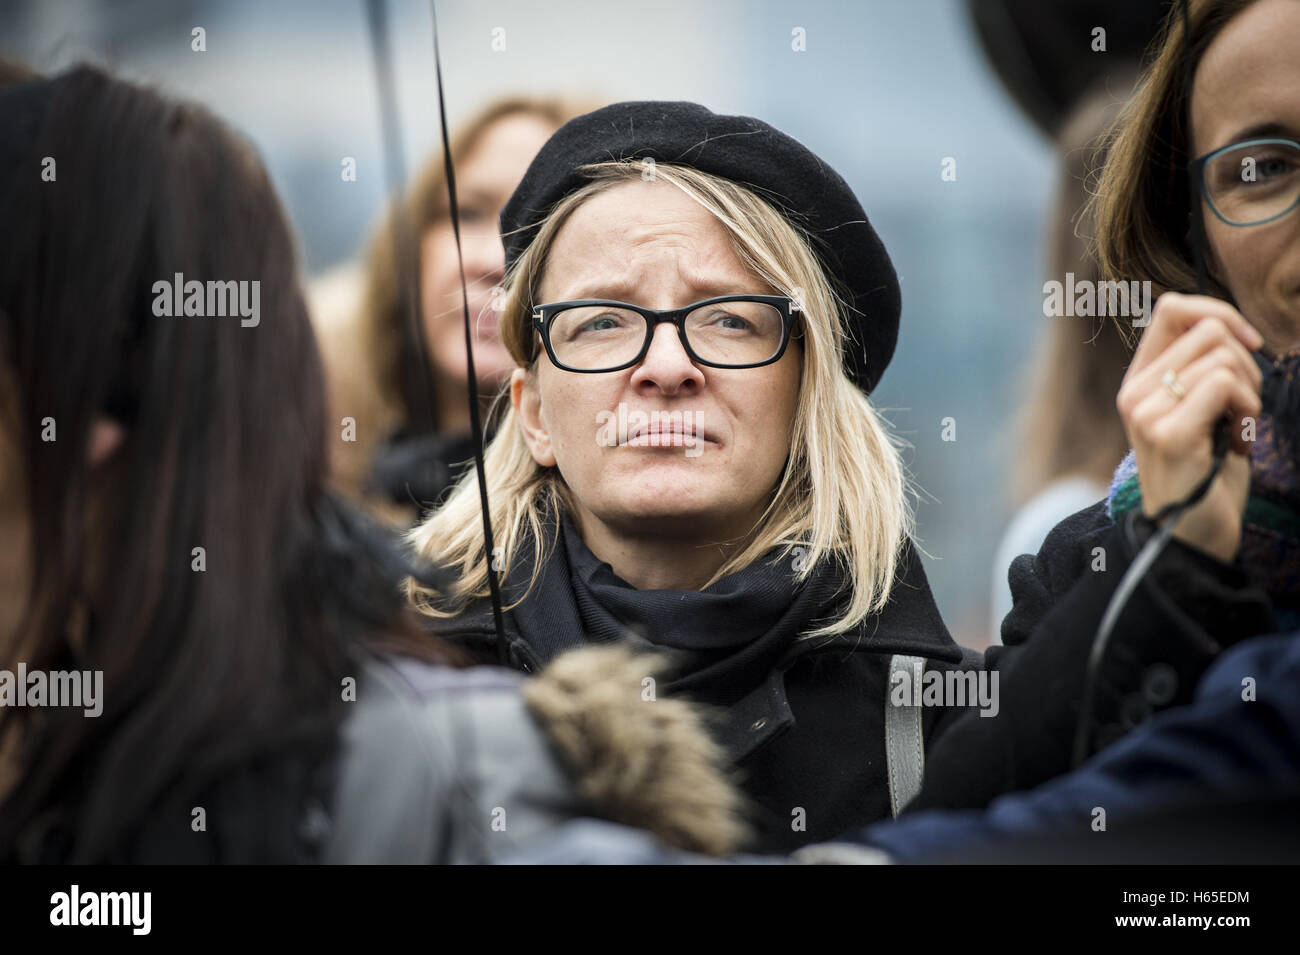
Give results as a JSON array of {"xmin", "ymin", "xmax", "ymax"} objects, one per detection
[
  {"xmin": 1189, "ymin": 137, "xmax": 1300, "ymax": 227},
  {"xmin": 531, "ymin": 294, "xmax": 802, "ymax": 373}
]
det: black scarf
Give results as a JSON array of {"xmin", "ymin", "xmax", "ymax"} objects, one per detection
[{"xmin": 502, "ymin": 508, "xmax": 961, "ymax": 705}]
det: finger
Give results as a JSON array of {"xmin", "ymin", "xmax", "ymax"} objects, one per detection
[
  {"xmin": 1158, "ymin": 368, "xmax": 1262, "ymax": 458},
  {"xmin": 1131, "ymin": 292, "xmax": 1264, "ymax": 375},
  {"xmin": 1121, "ymin": 315, "xmax": 1262, "ymax": 417},
  {"xmin": 1150, "ymin": 333, "xmax": 1262, "ymax": 399},
  {"xmin": 1131, "ymin": 301, "xmax": 1262, "ymax": 382},
  {"xmin": 1126, "ymin": 383, "xmax": 1184, "ymax": 453}
]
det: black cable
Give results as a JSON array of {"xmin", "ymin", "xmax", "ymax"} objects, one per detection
[
  {"xmin": 427, "ymin": 0, "xmax": 511, "ymax": 667},
  {"xmin": 1070, "ymin": 446, "xmax": 1225, "ymax": 767},
  {"xmin": 362, "ymin": 0, "xmax": 511, "ymax": 666}
]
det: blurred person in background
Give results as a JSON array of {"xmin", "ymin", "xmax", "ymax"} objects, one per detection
[
  {"xmin": 990, "ymin": 85, "xmax": 1134, "ymax": 640},
  {"xmin": 0, "ymin": 65, "xmax": 742, "ymax": 864},
  {"xmin": 968, "ymin": 0, "xmax": 1170, "ymax": 643},
  {"xmin": 312, "ymin": 97, "xmax": 594, "ymax": 526}
]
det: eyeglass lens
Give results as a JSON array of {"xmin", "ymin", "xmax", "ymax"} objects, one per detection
[
  {"xmin": 1202, "ymin": 140, "xmax": 1300, "ymax": 226},
  {"xmin": 546, "ymin": 300, "xmax": 786, "ymax": 370}
]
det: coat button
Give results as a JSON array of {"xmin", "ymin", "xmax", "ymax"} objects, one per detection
[
  {"xmin": 1120, "ymin": 693, "xmax": 1151, "ymax": 729},
  {"xmin": 750, "ymin": 717, "xmax": 768, "ymax": 732},
  {"xmin": 1142, "ymin": 663, "xmax": 1178, "ymax": 706}
]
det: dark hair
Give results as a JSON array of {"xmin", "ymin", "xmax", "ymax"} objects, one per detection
[
  {"xmin": 1092, "ymin": 0, "xmax": 1260, "ymax": 330},
  {"xmin": 0, "ymin": 65, "xmax": 460, "ymax": 863}
]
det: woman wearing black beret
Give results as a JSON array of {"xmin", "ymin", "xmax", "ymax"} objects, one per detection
[{"xmin": 410, "ymin": 100, "xmax": 985, "ymax": 851}]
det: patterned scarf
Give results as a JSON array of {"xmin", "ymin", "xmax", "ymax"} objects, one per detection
[{"xmin": 1107, "ymin": 348, "xmax": 1300, "ymax": 628}]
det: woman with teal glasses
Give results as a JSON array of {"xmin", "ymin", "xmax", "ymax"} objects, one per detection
[{"xmin": 910, "ymin": 0, "xmax": 1300, "ymax": 813}]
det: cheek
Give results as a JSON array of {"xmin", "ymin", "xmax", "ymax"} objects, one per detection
[
  {"xmin": 738, "ymin": 366, "xmax": 801, "ymax": 459},
  {"xmin": 539, "ymin": 377, "xmax": 602, "ymax": 463},
  {"xmin": 1207, "ymin": 220, "xmax": 1273, "ymax": 302},
  {"xmin": 420, "ymin": 231, "xmax": 462, "ymax": 335}
]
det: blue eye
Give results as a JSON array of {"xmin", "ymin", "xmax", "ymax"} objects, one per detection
[
  {"xmin": 1257, "ymin": 156, "xmax": 1297, "ymax": 180},
  {"xmin": 702, "ymin": 311, "xmax": 753, "ymax": 332}
]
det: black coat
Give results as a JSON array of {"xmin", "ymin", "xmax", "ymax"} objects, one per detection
[
  {"xmin": 428, "ymin": 499, "xmax": 1276, "ymax": 850},
  {"xmin": 428, "ymin": 539, "xmax": 982, "ymax": 853},
  {"xmin": 911, "ymin": 501, "xmax": 1277, "ymax": 813}
]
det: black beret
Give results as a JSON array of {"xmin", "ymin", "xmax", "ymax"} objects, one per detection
[{"xmin": 500, "ymin": 101, "xmax": 900, "ymax": 394}]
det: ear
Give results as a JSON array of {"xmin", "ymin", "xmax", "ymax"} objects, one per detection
[
  {"xmin": 512, "ymin": 367, "xmax": 556, "ymax": 467},
  {"xmin": 87, "ymin": 416, "xmax": 126, "ymax": 469}
]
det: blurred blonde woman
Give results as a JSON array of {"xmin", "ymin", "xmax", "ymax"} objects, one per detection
[{"xmin": 313, "ymin": 96, "xmax": 595, "ymax": 525}]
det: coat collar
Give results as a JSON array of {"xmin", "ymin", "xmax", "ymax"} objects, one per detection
[{"xmin": 427, "ymin": 536, "xmax": 964, "ymax": 669}]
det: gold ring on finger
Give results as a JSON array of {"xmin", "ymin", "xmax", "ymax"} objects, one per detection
[{"xmin": 1161, "ymin": 369, "xmax": 1186, "ymax": 400}]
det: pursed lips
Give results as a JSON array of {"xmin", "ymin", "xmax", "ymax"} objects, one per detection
[{"xmin": 620, "ymin": 422, "xmax": 715, "ymax": 448}]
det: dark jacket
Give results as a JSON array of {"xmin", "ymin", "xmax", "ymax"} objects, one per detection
[
  {"xmin": 429, "ymin": 498, "xmax": 1274, "ymax": 851},
  {"xmin": 911, "ymin": 501, "xmax": 1276, "ymax": 813},
  {"xmin": 430, "ymin": 540, "xmax": 983, "ymax": 853},
  {"xmin": 844, "ymin": 628, "xmax": 1300, "ymax": 863}
]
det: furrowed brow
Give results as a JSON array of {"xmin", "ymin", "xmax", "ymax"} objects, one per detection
[{"xmin": 560, "ymin": 274, "xmax": 765, "ymax": 302}]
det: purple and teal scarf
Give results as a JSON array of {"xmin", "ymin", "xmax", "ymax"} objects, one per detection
[{"xmin": 1107, "ymin": 350, "xmax": 1300, "ymax": 629}]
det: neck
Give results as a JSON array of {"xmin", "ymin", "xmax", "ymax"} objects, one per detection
[{"xmin": 572, "ymin": 507, "xmax": 758, "ymax": 591}]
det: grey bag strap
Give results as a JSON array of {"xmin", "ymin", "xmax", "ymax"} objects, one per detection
[{"xmin": 885, "ymin": 654, "xmax": 927, "ymax": 818}]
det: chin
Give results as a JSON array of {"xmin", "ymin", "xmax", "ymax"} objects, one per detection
[{"xmin": 605, "ymin": 488, "xmax": 735, "ymax": 531}]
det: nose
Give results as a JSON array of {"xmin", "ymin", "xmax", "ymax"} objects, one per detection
[{"xmin": 630, "ymin": 321, "xmax": 705, "ymax": 394}]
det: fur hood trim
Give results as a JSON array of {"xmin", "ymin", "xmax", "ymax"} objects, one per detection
[{"xmin": 522, "ymin": 645, "xmax": 748, "ymax": 857}]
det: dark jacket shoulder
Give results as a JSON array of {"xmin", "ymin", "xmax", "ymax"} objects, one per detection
[{"xmin": 913, "ymin": 502, "xmax": 1276, "ymax": 813}]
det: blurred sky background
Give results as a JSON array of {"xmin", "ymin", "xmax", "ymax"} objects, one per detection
[{"xmin": 2, "ymin": 0, "xmax": 1063, "ymax": 647}]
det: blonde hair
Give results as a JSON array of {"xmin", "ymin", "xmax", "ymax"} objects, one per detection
[{"xmin": 409, "ymin": 161, "xmax": 912, "ymax": 638}]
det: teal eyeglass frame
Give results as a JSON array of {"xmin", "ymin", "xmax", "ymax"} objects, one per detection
[
  {"xmin": 1189, "ymin": 137, "xmax": 1300, "ymax": 227},
  {"xmin": 530, "ymin": 294, "xmax": 803, "ymax": 373}
]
